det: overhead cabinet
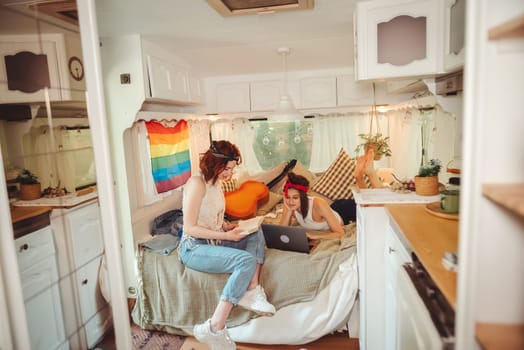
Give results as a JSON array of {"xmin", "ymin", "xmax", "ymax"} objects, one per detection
[
  {"xmin": 0, "ymin": 33, "xmax": 85, "ymax": 104},
  {"xmin": 354, "ymin": 0, "xmax": 465, "ymax": 80},
  {"xmin": 143, "ymin": 41, "xmax": 204, "ymax": 105}
]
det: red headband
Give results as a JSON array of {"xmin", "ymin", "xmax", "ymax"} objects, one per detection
[{"xmin": 284, "ymin": 181, "xmax": 309, "ymax": 196}]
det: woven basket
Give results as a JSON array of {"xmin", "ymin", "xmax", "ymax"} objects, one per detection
[
  {"xmin": 414, "ymin": 176, "xmax": 439, "ymax": 196},
  {"xmin": 19, "ymin": 183, "xmax": 41, "ymax": 200}
]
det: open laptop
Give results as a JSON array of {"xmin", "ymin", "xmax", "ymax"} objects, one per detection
[{"xmin": 261, "ymin": 223, "xmax": 310, "ymax": 254}]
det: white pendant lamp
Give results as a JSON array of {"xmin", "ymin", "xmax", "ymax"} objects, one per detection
[{"xmin": 268, "ymin": 47, "xmax": 302, "ymax": 122}]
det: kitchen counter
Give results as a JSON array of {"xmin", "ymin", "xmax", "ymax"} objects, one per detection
[
  {"xmin": 385, "ymin": 203, "xmax": 459, "ymax": 308},
  {"xmin": 10, "ymin": 205, "xmax": 53, "ymax": 239}
]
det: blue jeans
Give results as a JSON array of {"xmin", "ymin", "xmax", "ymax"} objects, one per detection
[{"xmin": 178, "ymin": 229, "xmax": 266, "ymax": 305}]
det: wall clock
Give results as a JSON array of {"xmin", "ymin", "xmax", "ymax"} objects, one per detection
[{"xmin": 68, "ymin": 56, "xmax": 84, "ymax": 81}]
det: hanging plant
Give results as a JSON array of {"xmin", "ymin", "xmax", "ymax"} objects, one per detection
[{"xmin": 354, "ymin": 82, "xmax": 392, "ymax": 160}]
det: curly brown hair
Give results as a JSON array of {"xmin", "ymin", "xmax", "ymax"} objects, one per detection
[
  {"xmin": 200, "ymin": 140, "xmax": 241, "ymax": 184},
  {"xmin": 286, "ymin": 172, "xmax": 310, "ymax": 218}
]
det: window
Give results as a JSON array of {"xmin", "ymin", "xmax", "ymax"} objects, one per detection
[{"xmin": 251, "ymin": 120, "xmax": 313, "ymax": 170}]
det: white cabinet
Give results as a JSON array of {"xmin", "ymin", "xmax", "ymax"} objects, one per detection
[
  {"xmin": 443, "ymin": 0, "xmax": 465, "ymax": 71},
  {"xmin": 300, "ymin": 77, "xmax": 337, "ymax": 109},
  {"xmin": 353, "ymin": 189, "xmax": 439, "ymax": 350},
  {"xmin": 356, "ymin": 204, "xmax": 389, "ymax": 350},
  {"xmin": 51, "ymin": 200, "xmax": 110, "ymax": 349},
  {"xmin": 250, "ymin": 80, "xmax": 281, "ymax": 112},
  {"xmin": 354, "ymin": 0, "xmax": 444, "ymax": 80},
  {"xmin": 384, "ymin": 225, "xmax": 411, "ymax": 350},
  {"xmin": 142, "ymin": 40, "xmax": 204, "ymax": 105},
  {"xmin": 336, "ymin": 75, "xmax": 373, "ymax": 106},
  {"xmin": 16, "ymin": 225, "xmax": 67, "ymax": 350},
  {"xmin": 0, "ymin": 33, "xmax": 85, "ymax": 104},
  {"xmin": 216, "ymin": 82, "xmax": 251, "ymax": 113}
]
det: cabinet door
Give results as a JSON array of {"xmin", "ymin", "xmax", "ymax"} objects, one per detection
[
  {"xmin": 384, "ymin": 226, "xmax": 411, "ymax": 350},
  {"xmin": 25, "ymin": 283, "xmax": 67, "ymax": 350},
  {"xmin": 0, "ymin": 39, "xmax": 62, "ymax": 103},
  {"xmin": 443, "ymin": 0, "xmax": 465, "ymax": 71},
  {"xmin": 66, "ymin": 202, "xmax": 104, "ymax": 269},
  {"xmin": 250, "ymin": 80, "xmax": 281, "ymax": 111},
  {"xmin": 147, "ymin": 54, "xmax": 189, "ymax": 102},
  {"xmin": 216, "ymin": 82, "xmax": 251, "ymax": 113},
  {"xmin": 300, "ymin": 77, "xmax": 337, "ymax": 108},
  {"xmin": 336, "ymin": 75, "xmax": 373, "ymax": 106},
  {"xmin": 188, "ymin": 73, "xmax": 205, "ymax": 104},
  {"xmin": 355, "ymin": 0, "xmax": 443, "ymax": 80},
  {"xmin": 75, "ymin": 256, "xmax": 106, "ymax": 324}
]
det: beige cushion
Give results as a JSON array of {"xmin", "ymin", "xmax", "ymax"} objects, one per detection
[
  {"xmin": 271, "ymin": 160, "xmax": 318, "ymax": 194},
  {"xmin": 311, "ymin": 148, "xmax": 369, "ymax": 200},
  {"xmin": 257, "ymin": 192, "xmax": 283, "ymax": 215}
]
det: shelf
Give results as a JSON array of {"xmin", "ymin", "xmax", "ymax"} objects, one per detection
[
  {"xmin": 482, "ymin": 183, "xmax": 524, "ymax": 218},
  {"xmin": 476, "ymin": 323, "xmax": 524, "ymax": 350},
  {"xmin": 488, "ymin": 14, "xmax": 524, "ymax": 40}
]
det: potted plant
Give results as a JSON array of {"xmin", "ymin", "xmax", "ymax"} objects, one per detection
[
  {"xmin": 414, "ymin": 159, "xmax": 442, "ymax": 196},
  {"xmin": 16, "ymin": 169, "xmax": 42, "ymax": 200},
  {"xmin": 354, "ymin": 133, "xmax": 392, "ymax": 160}
]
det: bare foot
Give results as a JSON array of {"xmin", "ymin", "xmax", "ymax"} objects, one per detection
[{"xmin": 354, "ymin": 148, "xmax": 375, "ymax": 178}]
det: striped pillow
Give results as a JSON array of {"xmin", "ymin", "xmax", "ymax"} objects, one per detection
[
  {"xmin": 221, "ymin": 179, "xmax": 237, "ymax": 193},
  {"xmin": 311, "ymin": 148, "xmax": 370, "ymax": 200}
]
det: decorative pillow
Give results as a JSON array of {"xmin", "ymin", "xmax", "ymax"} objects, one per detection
[
  {"xmin": 311, "ymin": 148, "xmax": 370, "ymax": 200},
  {"xmin": 257, "ymin": 192, "xmax": 283, "ymax": 215},
  {"xmin": 221, "ymin": 179, "xmax": 237, "ymax": 193}
]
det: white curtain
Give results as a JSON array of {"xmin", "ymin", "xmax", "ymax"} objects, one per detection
[
  {"xmin": 211, "ymin": 118, "xmax": 262, "ymax": 174},
  {"xmin": 187, "ymin": 119, "xmax": 211, "ymax": 172},
  {"xmin": 388, "ymin": 105, "xmax": 456, "ymax": 179},
  {"xmin": 309, "ymin": 112, "xmax": 388, "ymax": 172}
]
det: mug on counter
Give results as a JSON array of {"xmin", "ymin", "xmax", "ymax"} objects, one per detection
[{"xmin": 440, "ymin": 189, "xmax": 460, "ymax": 213}]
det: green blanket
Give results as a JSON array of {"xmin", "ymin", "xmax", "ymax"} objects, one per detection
[{"xmin": 132, "ymin": 224, "xmax": 357, "ymax": 335}]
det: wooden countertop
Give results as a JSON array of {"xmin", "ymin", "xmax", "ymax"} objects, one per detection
[
  {"xmin": 385, "ymin": 204, "xmax": 459, "ymax": 308},
  {"xmin": 10, "ymin": 205, "xmax": 52, "ymax": 224}
]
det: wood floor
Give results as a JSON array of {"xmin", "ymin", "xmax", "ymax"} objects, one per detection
[
  {"xmin": 96, "ymin": 328, "xmax": 359, "ymax": 350},
  {"xmin": 182, "ymin": 332, "xmax": 359, "ymax": 350}
]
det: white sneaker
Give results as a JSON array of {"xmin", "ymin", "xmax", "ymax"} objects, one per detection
[
  {"xmin": 238, "ymin": 285, "xmax": 276, "ymax": 315},
  {"xmin": 193, "ymin": 319, "xmax": 236, "ymax": 350}
]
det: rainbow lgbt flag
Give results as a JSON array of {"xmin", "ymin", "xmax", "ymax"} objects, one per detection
[{"xmin": 145, "ymin": 120, "xmax": 191, "ymax": 193}]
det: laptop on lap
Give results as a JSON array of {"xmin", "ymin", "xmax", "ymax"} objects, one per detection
[{"xmin": 261, "ymin": 224, "xmax": 310, "ymax": 253}]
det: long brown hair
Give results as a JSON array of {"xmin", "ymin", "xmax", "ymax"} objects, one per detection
[
  {"xmin": 285, "ymin": 172, "xmax": 310, "ymax": 218},
  {"xmin": 200, "ymin": 140, "xmax": 241, "ymax": 184}
]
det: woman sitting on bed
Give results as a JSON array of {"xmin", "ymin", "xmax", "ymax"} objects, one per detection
[
  {"xmin": 280, "ymin": 148, "xmax": 383, "ymax": 240},
  {"xmin": 179, "ymin": 140, "xmax": 275, "ymax": 350}
]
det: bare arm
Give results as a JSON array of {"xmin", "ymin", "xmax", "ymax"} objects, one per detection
[
  {"xmin": 183, "ymin": 177, "xmax": 244, "ymax": 241},
  {"xmin": 279, "ymin": 198, "xmax": 294, "ymax": 226},
  {"xmin": 307, "ymin": 197, "xmax": 344, "ymax": 239}
]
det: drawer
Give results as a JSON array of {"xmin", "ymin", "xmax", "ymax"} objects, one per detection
[
  {"xmin": 66, "ymin": 203, "xmax": 104, "ymax": 269},
  {"xmin": 21, "ymin": 254, "xmax": 59, "ymax": 301},
  {"xmin": 16, "ymin": 226, "xmax": 55, "ymax": 272},
  {"xmin": 75, "ymin": 255, "xmax": 106, "ymax": 324}
]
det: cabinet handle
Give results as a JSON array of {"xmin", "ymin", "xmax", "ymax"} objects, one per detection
[
  {"xmin": 82, "ymin": 279, "xmax": 88, "ymax": 285},
  {"xmin": 388, "ymin": 247, "xmax": 396, "ymax": 254},
  {"xmin": 19, "ymin": 243, "xmax": 29, "ymax": 252}
]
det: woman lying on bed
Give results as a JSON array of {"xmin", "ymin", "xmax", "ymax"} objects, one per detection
[{"xmin": 279, "ymin": 148, "xmax": 383, "ymax": 240}]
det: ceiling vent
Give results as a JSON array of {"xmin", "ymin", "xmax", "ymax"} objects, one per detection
[
  {"xmin": 207, "ymin": 0, "xmax": 314, "ymax": 17},
  {"xmin": 29, "ymin": 0, "xmax": 78, "ymax": 26}
]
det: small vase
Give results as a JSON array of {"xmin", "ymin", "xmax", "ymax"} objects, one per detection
[
  {"xmin": 19, "ymin": 183, "xmax": 42, "ymax": 200},
  {"xmin": 414, "ymin": 176, "xmax": 439, "ymax": 196}
]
